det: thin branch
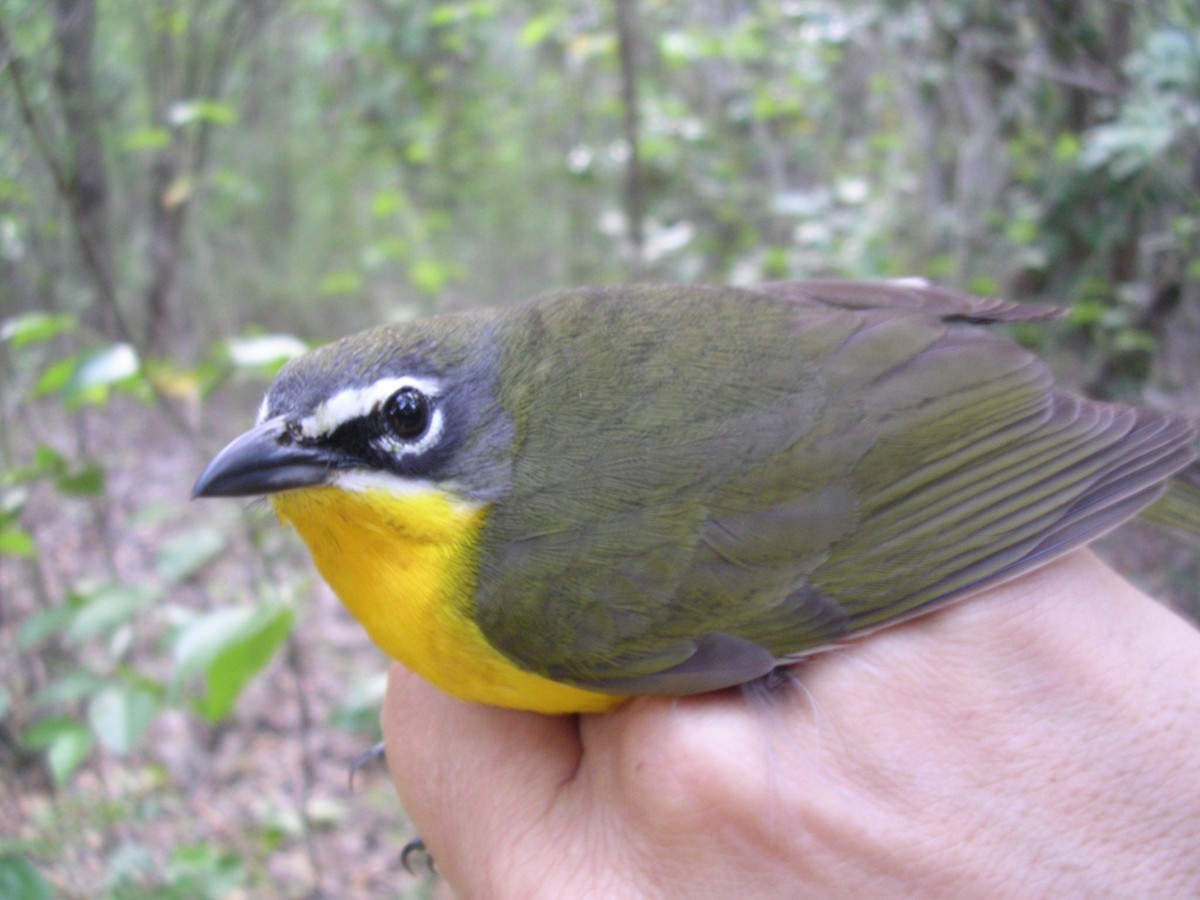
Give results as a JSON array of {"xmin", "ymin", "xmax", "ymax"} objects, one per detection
[
  {"xmin": 285, "ymin": 633, "xmax": 326, "ymax": 896},
  {"xmin": 995, "ymin": 52, "xmax": 1122, "ymax": 95}
]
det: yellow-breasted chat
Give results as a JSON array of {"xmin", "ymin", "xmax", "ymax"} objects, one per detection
[{"xmin": 193, "ymin": 282, "xmax": 1200, "ymax": 714}]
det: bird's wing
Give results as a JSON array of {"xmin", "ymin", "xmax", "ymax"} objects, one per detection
[
  {"xmin": 478, "ymin": 286, "xmax": 1195, "ymax": 696},
  {"xmin": 580, "ymin": 330, "xmax": 1192, "ymax": 695},
  {"xmin": 751, "ymin": 279, "xmax": 1066, "ymax": 322}
]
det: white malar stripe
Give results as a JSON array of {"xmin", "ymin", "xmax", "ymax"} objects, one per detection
[
  {"xmin": 299, "ymin": 375, "xmax": 443, "ymax": 439},
  {"xmin": 332, "ymin": 469, "xmax": 436, "ymax": 494},
  {"xmin": 256, "ymin": 393, "xmax": 271, "ymax": 425},
  {"xmin": 332, "ymin": 469, "xmax": 481, "ymax": 512}
]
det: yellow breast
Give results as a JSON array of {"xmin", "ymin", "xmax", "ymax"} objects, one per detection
[{"xmin": 271, "ymin": 485, "xmax": 623, "ymax": 714}]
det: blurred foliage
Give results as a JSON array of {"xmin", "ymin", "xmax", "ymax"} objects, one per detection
[
  {"xmin": 1, "ymin": 0, "xmax": 1198, "ymax": 896},
  {"xmin": 0, "ymin": 0, "xmax": 1192, "ymax": 342}
]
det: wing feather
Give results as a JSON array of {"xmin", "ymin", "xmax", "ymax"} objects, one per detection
[
  {"xmin": 751, "ymin": 279, "xmax": 1066, "ymax": 322},
  {"xmin": 812, "ymin": 398, "xmax": 1195, "ymax": 633},
  {"xmin": 477, "ymin": 285, "xmax": 1196, "ymax": 693}
]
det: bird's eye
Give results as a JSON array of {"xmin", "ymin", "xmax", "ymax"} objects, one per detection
[{"xmin": 383, "ymin": 386, "xmax": 431, "ymax": 441}]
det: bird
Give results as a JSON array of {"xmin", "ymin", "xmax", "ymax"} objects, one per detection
[{"xmin": 193, "ymin": 281, "xmax": 1200, "ymax": 714}]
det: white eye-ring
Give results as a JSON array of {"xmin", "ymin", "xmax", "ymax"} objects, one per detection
[
  {"xmin": 383, "ymin": 386, "xmax": 431, "ymax": 440},
  {"xmin": 376, "ymin": 392, "xmax": 445, "ymax": 458}
]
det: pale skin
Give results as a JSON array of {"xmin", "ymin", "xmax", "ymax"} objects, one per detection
[{"xmin": 382, "ymin": 550, "xmax": 1200, "ymax": 898}]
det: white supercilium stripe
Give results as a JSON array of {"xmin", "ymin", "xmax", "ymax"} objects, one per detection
[{"xmin": 298, "ymin": 376, "xmax": 444, "ymax": 440}]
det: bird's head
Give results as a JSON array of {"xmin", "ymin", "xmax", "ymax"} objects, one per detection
[{"xmin": 193, "ymin": 312, "xmax": 514, "ymax": 506}]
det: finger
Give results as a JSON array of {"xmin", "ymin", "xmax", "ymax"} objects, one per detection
[
  {"xmin": 580, "ymin": 690, "xmax": 775, "ymax": 810},
  {"xmin": 381, "ymin": 664, "xmax": 583, "ymax": 881}
]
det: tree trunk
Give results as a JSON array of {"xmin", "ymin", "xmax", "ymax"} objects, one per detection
[
  {"xmin": 144, "ymin": 151, "xmax": 189, "ymax": 353},
  {"xmin": 614, "ymin": 0, "xmax": 645, "ymax": 277},
  {"xmin": 51, "ymin": 0, "xmax": 117, "ymax": 336}
]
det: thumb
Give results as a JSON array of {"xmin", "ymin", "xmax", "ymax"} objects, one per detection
[{"xmin": 382, "ymin": 664, "xmax": 583, "ymax": 884}]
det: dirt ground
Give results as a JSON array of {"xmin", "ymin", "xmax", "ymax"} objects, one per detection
[{"xmin": 2, "ymin": 390, "xmax": 1197, "ymax": 899}]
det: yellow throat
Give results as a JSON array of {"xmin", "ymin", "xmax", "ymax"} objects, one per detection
[{"xmin": 271, "ymin": 484, "xmax": 624, "ymax": 714}]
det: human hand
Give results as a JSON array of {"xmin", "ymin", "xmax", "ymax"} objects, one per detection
[{"xmin": 382, "ymin": 550, "xmax": 1200, "ymax": 898}]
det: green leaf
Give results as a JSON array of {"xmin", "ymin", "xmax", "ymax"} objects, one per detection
[
  {"xmin": 157, "ymin": 528, "xmax": 226, "ymax": 584},
  {"xmin": 363, "ymin": 237, "xmax": 407, "ymax": 267},
  {"xmin": 167, "ymin": 99, "xmax": 237, "ymax": 126},
  {"xmin": 66, "ymin": 343, "xmax": 141, "ymax": 405},
  {"xmin": 519, "ymin": 13, "xmax": 561, "ymax": 47},
  {"xmin": 105, "ymin": 842, "xmax": 155, "ymax": 892},
  {"xmin": 33, "ymin": 355, "xmax": 78, "ymax": 397},
  {"xmin": 967, "ymin": 275, "xmax": 1000, "ymax": 297},
  {"xmin": 130, "ymin": 501, "xmax": 179, "ymax": 527},
  {"xmin": 22, "ymin": 717, "xmax": 92, "ymax": 785},
  {"xmin": 0, "ymin": 687, "xmax": 10, "ymax": 722},
  {"xmin": 1113, "ymin": 328, "xmax": 1157, "ymax": 354},
  {"xmin": 224, "ymin": 334, "xmax": 307, "ymax": 370},
  {"xmin": 164, "ymin": 844, "xmax": 246, "ymax": 898},
  {"xmin": 122, "ymin": 127, "xmax": 172, "ymax": 151},
  {"xmin": 409, "ymin": 259, "xmax": 453, "ymax": 295},
  {"xmin": 0, "ymin": 177, "xmax": 34, "ymax": 205},
  {"xmin": 55, "ymin": 461, "xmax": 106, "ymax": 496},
  {"xmin": 203, "ymin": 605, "xmax": 293, "ymax": 722},
  {"xmin": 923, "ymin": 255, "xmax": 955, "ymax": 280},
  {"xmin": 1079, "ymin": 99, "xmax": 1176, "ymax": 180},
  {"xmin": 428, "ymin": 3, "xmax": 464, "ymax": 25},
  {"xmin": 156, "ymin": 9, "xmax": 188, "ymax": 35},
  {"xmin": 370, "ymin": 189, "xmax": 407, "ymax": 218},
  {"xmin": 30, "ymin": 671, "xmax": 102, "ymax": 707},
  {"xmin": 17, "ymin": 605, "xmax": 73, "ymax": 649},
  {"xmin": 174, "ymin": 604, "xmax": 294, "ymax": 722},
  {"xmin": 317, "ymin": 271, "xmax": 363, "ymax": 296},
  {"xmin": 329, "ymin": 672, "xmax": 387, "ymax": 735},
  {"xmin": 1068, "ymin": 298, "xmax": 1106, "ymax": 326},
  {"xmin": 0, "ymin": 312, "xmax": 77, "ymax": 348},
  {"xmin": 66, "ymin": 584, "xmax": 161, "ymax": 644},
  {"xmin": 1053, "ymin": 132, "xmax": 1081, "ymax": 162},
  {"xmin": 0, "ymin": 854, "xmax": 53, "ymax": 900},
  {"xmin": 35, "ymin": 345, "xmax": 144, "ymax": 408},
  {"xmin": 87, "ymin": 685, "xmax": 158, "ymax": 755},
  {"xmin": 0, "ymin": 487, "xmax": 27, "ymax": 516},
  {"xmin": 0, "ymin": 526, "xmax": 35, "ymax": 557},
  {"xmin": 1005, "ymin": 217, "xmax": 1040, "ymax": 246},
  {"xmin": 33, "ymin": 445, "xmax": 66, "ymax": 474},
  {"xmin": 304, "ymin": 796, "xmax": 346, "ymax": 828},
  {"xmin": 173, "ymin": 608, "xmax": 255, "ymax": 678}
]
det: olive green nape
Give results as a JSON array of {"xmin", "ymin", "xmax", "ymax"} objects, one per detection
[{"xmin": 465, "ymin": 283, "xmax": 1196, "ymax": 695}]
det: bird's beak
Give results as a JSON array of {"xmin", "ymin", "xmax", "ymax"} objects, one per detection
[{"xmin": 193, "ymin": 416, "xmax": 334, "ymax": 498}]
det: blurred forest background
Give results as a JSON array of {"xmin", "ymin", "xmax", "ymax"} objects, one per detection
[{"xmin": 2, "ymin": 0, "xmax": 1198, "ymax": 897}]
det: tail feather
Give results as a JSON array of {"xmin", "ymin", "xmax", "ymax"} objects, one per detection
[{"xmin": 1142, "ymin": 461, "xmax": 1200, "ymax": 544}]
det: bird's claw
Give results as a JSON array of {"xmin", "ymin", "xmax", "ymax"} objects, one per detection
[
  {"xmin": 402, "ymin": 836, "xmax": 436, "ymax": 876},
  {"xmin": 347, "ymin": 741, "xmax": 386, "ymax": 790}
]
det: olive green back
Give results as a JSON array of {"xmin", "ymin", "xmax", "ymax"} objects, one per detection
[{"xmin": 471, "ymin": 284, "xmax": 1195, "ymax": 693}]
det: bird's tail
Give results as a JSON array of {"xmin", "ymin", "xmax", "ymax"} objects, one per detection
[{"xmin": 1142, "ymin": 461, "xmax": 1200, "ymax": 544}]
